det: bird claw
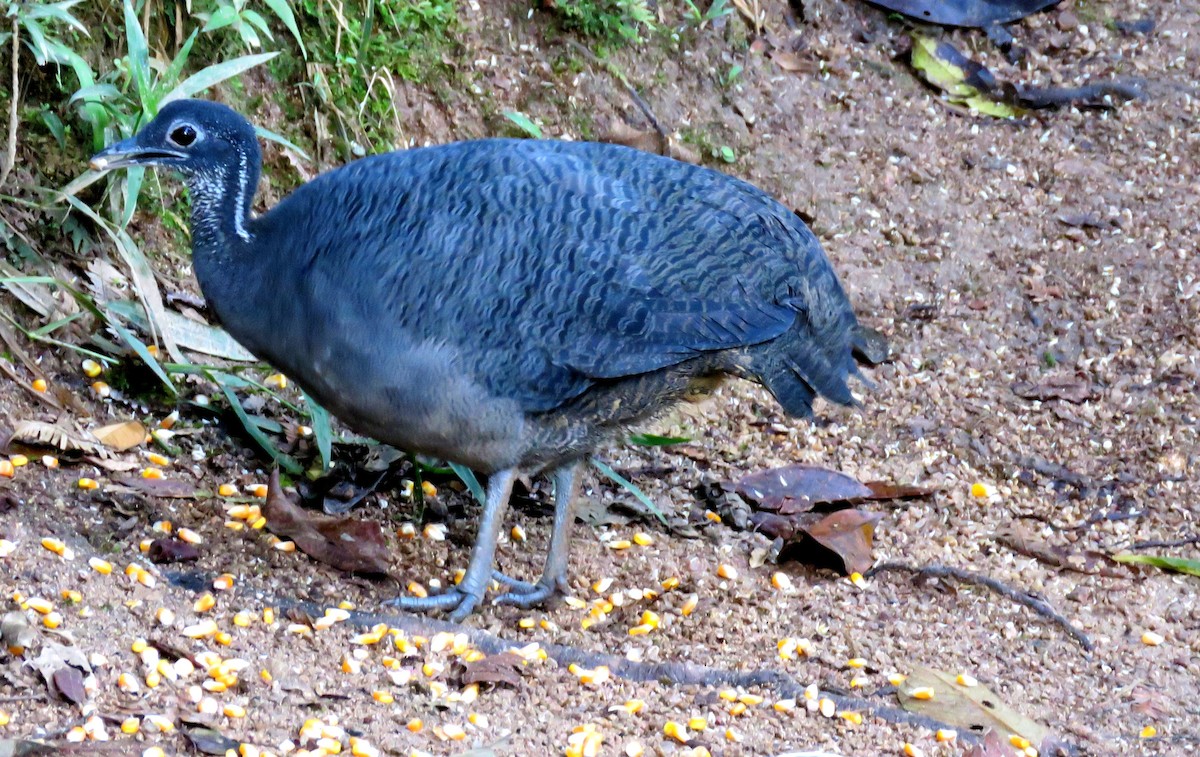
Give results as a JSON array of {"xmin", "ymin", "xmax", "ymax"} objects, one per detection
[
  {"xmin": 491, "ymin": 570, "xmax": 536, "ymax": 593},
  {"xmin": 492, "ymin": 576, "xmax": 568, "ymax": 609},
  {"xmin": 382, "ymin": 588, "xmax": 484, "ymax": 622}
]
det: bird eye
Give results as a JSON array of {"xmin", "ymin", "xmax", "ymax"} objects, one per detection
[{"xmin": 169, "ymin": 124, "xmax": 198, "ymax": 147}]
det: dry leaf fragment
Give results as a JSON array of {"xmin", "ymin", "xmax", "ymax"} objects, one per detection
[
  {"xmin": 736, "ymin": 464, "xmax": 872, "ymax": 514},
  {"xmin": 112, "ymin": 475, "xmax": 197, "ymax": 499},
  {"xmin": 802, "ymin": 509, "xmax": 882, "ymax": 575},
  {"xmin": 898, "ymin": 667, "xmax": 1051, "ymax": 747},
  {"xmin": 262, "ymin": 470, "xmax": 392, "ymax": 575},
  {"xmin": 1012, "ymin": 373, "xmax": 1093, "ymax": 404},
  {"xmin": 92, "ymin": 420, "xmax": 147, "ymax": 451},
  {"xmin": 460, "ymin": 651, "xmax": 524, "ymax": 688},
  {"xmin": 9, "ymin": 420, "xmax": 106, "ymax": 456}
]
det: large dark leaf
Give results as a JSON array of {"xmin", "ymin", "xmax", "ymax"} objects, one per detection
[{"xmin": 736, "ymin": 464, "xmax": 872, "ymax": 514}]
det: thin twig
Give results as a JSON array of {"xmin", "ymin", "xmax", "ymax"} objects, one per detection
[
  {"xmin": 0, "ymin": 18, "xmax": 19, "ymax": 189},
  {"xmin": 1128, "ymin": 535, "xmax": 1200, "ymax": 551},
  {"xmin": 0, "ymin": 693, "xmax": 45, "ymax": 704},
  {"xmin": 865, "ymin": 562, "xmax": 1094, "ymax": 652},
  {"xmin": 561, "ymin": 39, "xmax": 669, "ymax": 154}
]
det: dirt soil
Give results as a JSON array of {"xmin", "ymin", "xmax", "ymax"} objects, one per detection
[{"xmin": 1, "ymin": 1, "xmax": 1198, "ymax": 756}]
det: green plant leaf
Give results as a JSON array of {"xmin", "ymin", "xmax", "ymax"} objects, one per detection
[
  {"xmin": 68, "ymin": 83, "xmax": 122, "ymax": 105},
  {"xmin": 240, "ymin": 9, "xmax": 275, "ymax": 40},
  {"xmin": 212, "ymin": 372, "xmax": 303, "ymax": 474},
  {"xmin": 203, "ymin": 5, "xmax": 242, "ymax": 32},
  {"xmin": 163, "ymin": 52, "xmax": 279, "ymax": 104},
  {"xmin": 628, "ymin": 433, "xmax": 691, "ymax": 447},
  {"xmin": 591, "ymin": 458, "xmax": 667, "ymax": 525},
  {"xmin": 108, "ymin": 319, "xmax": 177, "ymax": 395},
  {"xmin": 255, "ymin": 126, "xmax": 311, "ymax": 161},
  {"xmin": 122, "ymin": 0, "xmax": 152, "ymax": 109},
  {"xmin": 119, "ymin": 167, "xmax": 145, "ymax": 228},
  {"xmin": 303, "ymin": 391, "xmax": 333, "ymax": 473},
  {"xmin": 448, "ymin": 462, "xmax": 486, "ymax": 506},
  {"xmin": 503, "ymin": 111, "xmax": 543, "ymax": 139},
  {"xmin": 1113, "ymin": 553, "xmax": 1200, "ymax": 577},
  {"xmin": 261, "ymin": 0, "xmax": 306, "ymax": 57},
  {"xmin": 164, "ymin": 29, "xmax": 200, "ymax": 86}
]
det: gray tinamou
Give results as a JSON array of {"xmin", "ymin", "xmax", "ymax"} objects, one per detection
[{"xmin": 92, "ymin": 99, "xmax": 868, "ymax": 621}]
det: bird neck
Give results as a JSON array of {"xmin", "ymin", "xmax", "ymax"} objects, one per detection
[{"xmin": 186, "ymin": 141, "xmax": 260, "ymax": 254}]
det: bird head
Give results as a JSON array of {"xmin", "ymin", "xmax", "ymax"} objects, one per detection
[{"xmin": 90, "ymin": 99, "xmax": 258, "ymax": 175}]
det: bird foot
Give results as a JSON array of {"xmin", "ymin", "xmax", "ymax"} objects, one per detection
[
  {"xmin": 491, "ymin": 570, "xmax": 536, "ymax": 593},
  {"xmin": 493, "ymin": 576, "xmax": 569, "ymax": 610},
  {"xmin": 382, "ymin": 587, "xmax": 484, "ymax": 623}
]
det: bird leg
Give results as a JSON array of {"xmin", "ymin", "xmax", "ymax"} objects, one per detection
[
  {"xmin": 494, "ymin": 462, "xmax": 580, "ymax": 608},
  {"xmin": 384, "ymin": 468, "xmax": 515, "ymax": 622}
]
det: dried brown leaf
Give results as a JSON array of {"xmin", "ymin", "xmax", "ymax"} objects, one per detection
[
  {"xmin": 899, "ymin": 667, "xmax": 1051, "ymax": 747},
  {"xmin": 864, "ymin": 481, "xmax": 939, "ymax": 500},
  {"xmin": 92, "ymin": 420, "xmax": 147, "ymax": 451},
  {"xmin": 9, "ymin": 420, "xmax": 105, "ymax": 455},
  {"xmin": 112, "ymin": 475, "xmax": 198, "ymax": 499},
  {"xmin": 802, "ymin": 509, "xmax": 881, "ymax": 575},
  {"xmin": 262, "ymin": 469, "xmax": 392, "ymax": 575},
  {"xmin": 993, "ymin": 524, "xmax": 1130, "ymax": 578},
  {"xmin": 1012, "ymin": 373, "xmax": 1093, "ymax": 403},
  {"xmin": 460, "ymin": 651, "xmax": 524, "ymax": 688},
  {"xmin": 147, "ymin": 538, "xmax": 201, "ymax": 564},
  {"xmin": 51, "ymin": 666, "xmax": 87, "ymax": 705},
  {"xmin": 736, "ymin": 464, "xmax": 872, "ymax": 514}
]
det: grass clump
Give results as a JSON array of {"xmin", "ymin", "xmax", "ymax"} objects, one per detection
[{"xmin": 546, "ymin": 0, "xmax": 656, "ymax": 46}]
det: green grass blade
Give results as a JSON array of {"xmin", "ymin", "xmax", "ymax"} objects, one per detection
[
  {"xmin": 628, "ymin": 433, "xmax": 691, "ymax": 447},
  {"xmin": 261, "ymin": 0, "xmax": 306, "ymax": 57},
  {"xmin": 448, "ymin": 462, "xmax": 486, "ymax": 506},
  {"xmin": 212, "ymin": 371, "xmax": 303, "ymax": 474},
  {"xmin": 1113, "ymin": 553, "xmax": 1200, "ymax": 578},
  {"xmin": 163, "ymin": 52, "xmax": 279, "ymax": 103},
  {"xmin": 503, "ymin": 111, "xmax": 543, "ymax": 139},
  {"xmin": 122, "ymin": 0, "xmax": 151, "ymax": 108},
  {"xmin": 255, "ymin": 125, "xmax": 310, "ymax": 161},
  {"xmin": 591, "ymin": 457, "xmax": 667, "ymax": 525},
  {"xmin": 119, "ymin": 167, "xmax": 145, "ymax": 228},
  {"xmin": 108, "ymin": 319, "xmax": 177, "ymax": 394},
  {"xmin": 302, "ymin": 390, "xmax": 333, "ymax": 473}
]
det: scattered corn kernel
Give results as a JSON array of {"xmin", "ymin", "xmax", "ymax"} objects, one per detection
[
  {"xmin": 422, "ymin": 522, "xmax": 446, "ymax": 541},
  {"xmin": 213, "ymin": 574, "xmax": 235, "ymax": 591},
  {"xmin": 9, "ymin": 455, "xmax": 27, "ymax": 467},
  {"xmin": 846, "ymin": 657, "xmax": 867, "ymax": 669},
  {"xmin": 41, "ymin": 537, "xmax": 67, "ymax": 555},
  {"xmin": 624, "ymin": 743, "xmax": 644, "ymax": 757},
  {"xmin": 120, "ymin": 717, "xmax": 140, "ymax": 734},
  {"xmin": 819, "ymin": 698, "xmax": 836, "ymax": 717},
  {"xmin": 510, "ymin": 524, "xmax": 527, "ymax": 542},
  {"xmin": 144, "ymin": 669, "xmax": 161, "ymax": 688},
  {"xmin": 936, "ymin": 729, "xmax": 957, "ymax": 742},
  {"xmin": 716, "ymin": 563, "xmax": 738, "ymax": 580},
  {"xmin": 0, "ymin": 461, "xmax": 13, "ymax": 478},
  {"xmin": 91, "ymin": 380, "xmax": 111, "ymax": 397},
  {"xmin": 0, "ymin": 540, "xmax": 15, "ymax": 558},
  {"xmin": 372, "ymin": 690, "xmax": 394, "ymax": 704},
  {"xmin": 956, "ymin": 673, "xmax": 978, "ymax": 687},
  {"xmin": 273, "ymin": 540, "xmax": 296, "ymax": 552},
  {"xmin": 903, "ymin": 743, "xmax": 925, "ymax": 757},
  {"xmin": 661, "ymin": 576, "xmax": 680, "ymax": 590},
  {"xmin": 970, "ymin": 482, "xmax": 995, "ymax": 499},
  {"xmin": 182, "ymin": 620, "xmax": 218, "ymax": 638},
  {"xmin": 663, "ymin": 721, "xmax": 689, "ymax": 743},
  {"xmin": 218, "ymin": 483, "xmax": 239, "ymax": 497},
  {"xmin": 264, "ymin": 373, "xmax": 288, "ymax": 389},
  {"xmin": 681, "ymin": 594, "xmax": 698, "ymax": 616},
  {"xmin": 31, "ymin": 379, "xmax": 47, "ymax": 393},
  {"xmin": 729, "ymin": 702, "xmax": 747, "ymax": 716},
  {"xmin": 77, "ymin": 477, "xmax": 100, "ymax": 491},
  {"xmin": 888, "ymin": 672, "xmax": 907, "ymax": 686},
  {"xmin": 1140, "ymin": 725, "xmax": 1157, "ymax": 739},
  {"xmin": 910, "ymin": 686, "xmax": 935, "ymax": 700},
  {"xmin": 262, "ymin": 607, "xmax": 275, "ymax": 623},
  {"xmin": 249, "ymin": 516, "xmax": 266, "ymax": 530},
  {"xmin": 141, "ymin": 467, "xmax": 164, "ymax": 480},
  {"xmin": 687, "ymin": 717, "xmax": 707, "ymax": 731},
  {"xmin": 41, "ymin": 455, "xmax": 58, "ymax": 469},
  {"xmin": 193, "ymin": 593, "xmax": 216, "ymax": 613},
  {"xmin": 608, "ymin": 539, "xmax": 632, "ymax": 550},
  {"xmin": 850, "ymin": 676, "xmax": 868, "ymax": 688},
  {"xmin": 247, "ymin": 484, "xmax": 268, "ymax": 497},
  {"xmin": 25, "ymin": 597, "xmax": 54, "ymax": 614},
  {"xmin": 82, "ymin": 359, "xmax": 103, "ymax": 378},
  {"xmin": 177, "ymin": 528, "xmax": 202, "ymax": 545},
  {"xmin": 155, "ymin": 607, "xmax": 175, "ymax": 626},
  {"xmin": 406, "ymin": 718, "xmax": 423, "ymax": 732},
  {"xmin": 1009, "ymin": 735, "xmax": 1032, "ymax": 750},
  {"xmin": 773, "ymin": 698, "xmax": 796, "ymax": 712},
  {"xmin": 632, "ymin": 532, "xmax": 653, "ymax": 546},
  {"xmin": 42, "ymin": 612, "xmax": 63, "ymax": 629},
  {"xmin": 145, "ymin": 452, "xmax": 170, "ymax": 467},
  {"xmin": 1141, "ymin": 631, "xmax": 1164, "ymax": 646},
  {"xmin": 849, "ymin": 571, "xmax": 866, "ymax": 588},
  {"xmin": 838, "ymin": 710, "xmax": 863, "ymax": 725}
]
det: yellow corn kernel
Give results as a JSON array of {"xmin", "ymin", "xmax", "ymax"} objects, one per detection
[
  {"xmin": 903, "ymin": 744, "xmax": 925, "ymax": 757},
  {"xmin": 88, "ymin": 557, "xmax": 113, "ymax": 575},
  {"xmin": 704, "ymin": 509, "xmax": 722, "ymax": 523},
  {"xmin": 773, "ymin": 698, "xmax": 796, "ymax": 712},
  {"xmin": 849, "ymin": 676, "xmax": 868, "ymax": 688},
  {"xmin": 91, "ymin": 380, "xmax": 111, "ymax": 397},
  {"xmin": 518, "ymin": 617, "xmax": 536, "ymax": 629},
  {"xmin": 608, "ymin": 539, "xmax": 632, "ymax": 550},
  {"xmin": 406, "ymin": 718, "xmax": 423, "ymax": 732},
  {"xmin": 729, "ymin": 702, "xmax": 747, "ymax": 716},
  {"xmin": 193, "ymin": 593, "xmax": 216, "ymax": 613},
  {"xmin": 910, "ymin": 687, "xmax": 935, "ymax": 700},
  {"xmin": 1009, "ymin": 735, "xmax": 1032, "ymax": 750},
  {"xmin": 420, "ymin": 480, "xmax": 437, "ymax": 498},
  {"xmin": 687, "ymin": 716, "xmax": 707, "ymax": 731},
  {"xmin": 0, "ymin": 539, "xmax": 14, "ymax": 558},
  {"xmin": 511, "ymin": 525, "xmax": 526, "ymax": 541},
  {"xmin": 624, "ymin": 742, "xmax": 644, "ymax": 757},
  {"xmin": 120, "ymin": 716, "xmax": 140, "ymax": 734},
  {"xmin": 77, "ymin": 477, "xmax": 99, "ymax": 490},
  {"xmin": 144, "ymin": 669, "xmax": 161, "ymax": 688},
  {"xmin": 249, "ymin": 516, "xmax": 266, "ymax": 530},
  {"xmin": 632, "ymin": 532, "xmax": 653, "ymax": 546},
  {"xmin": 177, "ymin": 528, "xmax": 202, "ymax": 545},
  {"xmin": 9, "ymin": 455, "xmax": 27, "ymax": 467},
  {"xmin": 296, "ymin": 424, "xmax": 313, "ymax": 438},
  {"xmin": 82, "ymin": 359, "xmax": 103, "ymax": 378},
  {"xmin": 738, "ymin": 693, "xmax": 763, "ymax": 706},
  {"xmin": 232, "ymin": 612, "xmax": 252, "ymax": 631},
  {"xmin": 846, "ymin": 657, "xmax": 867, "ymax": 669},
  {"xmin": 628, "ymin": 623, "xmax": 653, "ymax": 636},
  {"xmin": 956, "ymin": 672, "xmax": 978, "ymax": 687},
  {"xmin": 117, "ymin": 672, "xmax": 139, "ymax": 692},
  {"xmin": 42, "ymin": 612, "xmax": 63, "ymax": 629},
  {"xmin": 716, "ymin": 563, "xmax": 737, "ymax": 580},
  {"xmin": 888, "ymin": 672, "xmax": 907, "ymax": 686},
  {"xmin": 214, "ymin": 631, "xmax": 232, "ymax": 646},
  {"xmin": 680, "ymin": 594, "xmax": 698, "ymax": 616},
  {"xmin": 182, "ymin": 620, "xmax": 218, "ymax": 638},
  {"xmin": 218, "ymin": 483, "xmax": 239, "ymax": 497},
  {"xmin": 213, "ymin": 574, "xmax": 235, "ymax": 591},
  {"xmin": 0, "ymin": 461, "xmax": 13, "ymax": 478},
  {"xmin": 264, "ymin": 373, "xmax": 288, "ymax": 389},
  {"xmin": 1141, "ymin": 631, "xmax": 1165, "ymax": 646},
  {"xmin": 1140, "ymin": 725, "xmax": 1157, "ymax": 739},
  {"xmin": 262, "ymin": 607, "xmax": 275, "ymax": 624},
  {"xmin": 936, "ymin": 729, "xmax": 957, "ymax": 742},
  {"xmin": 718, "ymin": 689, "xmax": 738, "ymax": 702},
  {"xmin": 819, "ymin": 697, "xmax": 836, "ymax": 717},
  {"xmin": 31, "ymin": 379, "xmax": 47, "ymax": 393},
  {"xmin": 408, "ymin": 581, "xmax": 428, "ymax": 598},
  {"xmin": 25, "ymin": 597, "xmax": 54, "ymax": 614},
  {"xmin": 661, "ymin": 576, "xmax": 680, "ymax": 590},
  {"xmin": 155, "ymin": 607, "xmax": 176, "ymax": 625},
  {"xmin": 41, "ymin": 537, "xmax": 67, "ymax": 555},
  {"xmin": 771, "ymin": 571, "xmax": 794, "ymax": 591},
  {"xmin": 849, "ymin": 571, "xmax": 866, "ymax": 588},
  {"xmin": 663, "ymin": 721, "xmax": 688, "ymax": 743},
  {"xmin": 141, "ymin": 467, "xmax": 164, "ymax": 480},
  {"xmin": 145, "ymin": 452, "xmax": 170, "ymax": 467},
  {"xmin": 838, "ymin": 711, "xmax": 863, "ymax": 725},
  {"xmin": 372, "ymin": 690, "xmax": 393, "ymax": 704}
]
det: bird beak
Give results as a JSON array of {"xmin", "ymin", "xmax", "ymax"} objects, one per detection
[{"xmin": 89, "ymin": 138, "xmax": 186, "ymax": 171}]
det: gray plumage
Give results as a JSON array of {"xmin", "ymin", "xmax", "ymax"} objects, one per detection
[{"xmin": 92, "ymin": 99, "xmax": 866, "ymax": 619}]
